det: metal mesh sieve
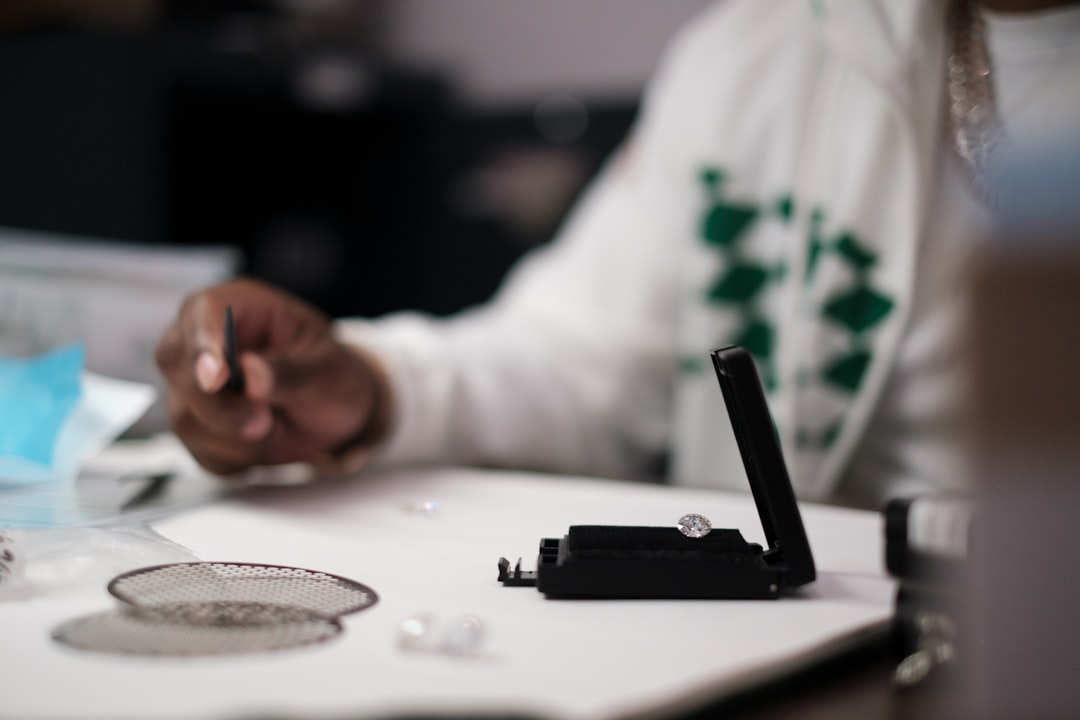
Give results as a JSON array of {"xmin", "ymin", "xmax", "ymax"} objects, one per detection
[
  {"xmin": 108, "ymin": 562, "xmax": 378, "ymax": 618},
  {"xmin": 50, "ymin": 562, "xmax": 377, "ymax": 656},
  {"xmin": 52, "ymin": 602, "xmax": 341, "ymax": 656}
]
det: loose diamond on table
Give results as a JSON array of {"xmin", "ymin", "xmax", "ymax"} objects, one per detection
[
  {"xmin": 677, "ymin": 513, "xmax": 712, "ymax": 538},
  {"xmin": 404, "ymin": 500, "xmax": 440, "ymax": 517},
  {"xmin": 398, "ymin": 614, "xmax": 435, "ymax": 651}
]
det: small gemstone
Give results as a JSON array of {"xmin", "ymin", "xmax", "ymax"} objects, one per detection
[
  {"xmin": 405, "ymin": 500, "xmax": 439, "ymax": 517},
  {"xmin": 677, "ymin": 513, "xmax": 712, "ymax": 538},
  {"xmin": 398, "ymin": 614, "xmax": 435, "ymax": 651},
  {"xmin": 441, "ymin": 615, "xmax": 484, "ymax": 657}
]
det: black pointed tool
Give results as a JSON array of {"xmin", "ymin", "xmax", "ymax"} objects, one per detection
[{"xmin": 223, "ymin": 304, "xmax": 245, "ymax": 392}]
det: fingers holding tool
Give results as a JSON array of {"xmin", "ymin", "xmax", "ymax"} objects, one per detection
[
  {"xmin": 157, "ymin": 278, "xmax": 377, "ymax": 474},
  {"xmin": 220, "ymin": 303, "xmax": 275, "ymax": 443},
  {"xmin": 156, "ymin": 289, "xmax": 275, "ymax": 470}
]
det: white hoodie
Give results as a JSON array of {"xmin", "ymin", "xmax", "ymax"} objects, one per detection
[{"xmin": 336, "ymin": 0, "xmax": 1074, "ymax": 508}]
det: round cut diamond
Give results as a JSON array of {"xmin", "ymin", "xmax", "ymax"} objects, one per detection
[{"xmin": 677, "ymin": 513, "xmax": 712, "ymax": 538}]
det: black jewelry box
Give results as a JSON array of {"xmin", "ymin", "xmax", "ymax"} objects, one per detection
[{"xmin": 498, "ymin": 346, "xmax": 816, "ymax": 599}]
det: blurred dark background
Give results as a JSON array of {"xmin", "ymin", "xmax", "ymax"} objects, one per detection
[{"xmin": 0, "ymin": 0, "xmax": 710, "ymax": 318}]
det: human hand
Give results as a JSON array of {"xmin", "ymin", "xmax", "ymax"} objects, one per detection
[{"xmin": 155, "ymin": 278, "xmax": 389, "ymax": 474}]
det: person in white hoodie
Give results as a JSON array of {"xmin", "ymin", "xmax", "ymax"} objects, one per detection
[{"xmin": 156, "ymin": 0, "xmax": 1080, "ymax": 510}]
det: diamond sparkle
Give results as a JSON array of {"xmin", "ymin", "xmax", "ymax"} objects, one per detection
[{"xmin": 677, "ymin": 513, "xmax": 712, "ymax": 538}]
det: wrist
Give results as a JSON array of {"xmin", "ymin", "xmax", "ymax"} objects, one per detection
[{"xmin": 312, "ymin": 343, "xmax": 395, "ymax": 476}]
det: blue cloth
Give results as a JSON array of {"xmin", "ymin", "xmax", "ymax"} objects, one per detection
[{"xmin": 0, "ymin": 345, "xmax": 84, "ymax": 466}]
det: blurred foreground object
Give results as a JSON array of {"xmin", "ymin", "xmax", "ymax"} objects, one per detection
[{"xmin": 963, "ymin": 142, "xmax": 1080, "ymax": 718}]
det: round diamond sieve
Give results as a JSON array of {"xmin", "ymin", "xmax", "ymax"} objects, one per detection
[
  {"xmin": 108, "ymin": 562, "xmax": 378, "ymax": 618},
  {"xmin": 52, "ymin": 602, "xmax": 342, "ymax": 656},
  {"xmin": 51, "ymin": 562, "xmax": 378, "ymax": 657}
]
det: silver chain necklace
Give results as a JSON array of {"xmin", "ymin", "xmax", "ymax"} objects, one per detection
[{"xmin": 946, "ymin": 0, "xmax": 1002, "ymax": 205}]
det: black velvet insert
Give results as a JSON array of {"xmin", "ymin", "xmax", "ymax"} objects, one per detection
[{"xmin": 566, "ymin": 526, "xmax": 762, "ymax": 563}]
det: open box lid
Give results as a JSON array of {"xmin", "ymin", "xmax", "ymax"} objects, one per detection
[{"xmin": 711, "ymin": 346, "xmax": 816, "ymax": 587}]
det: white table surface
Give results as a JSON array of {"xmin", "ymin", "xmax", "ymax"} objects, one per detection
[{"xmin": 1, "ymin": 465, "xmax": 894, "ymax": 720}]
